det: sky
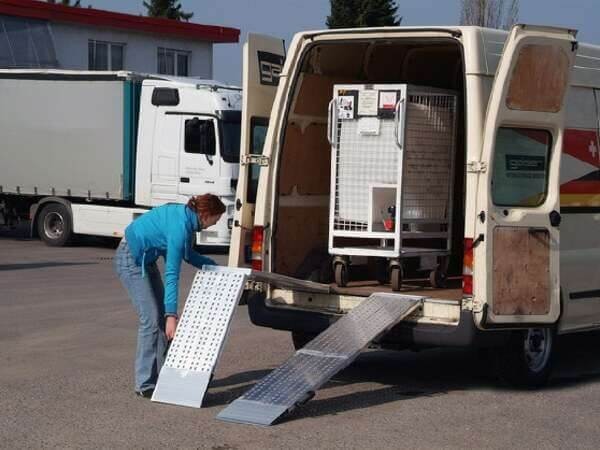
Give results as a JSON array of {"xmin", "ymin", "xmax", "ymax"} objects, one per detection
[{"xmin": 92, "ymin": 0, "xmax": 599, "ymax": 84}]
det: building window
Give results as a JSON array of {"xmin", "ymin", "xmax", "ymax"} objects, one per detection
[
  {"xmin": 158, "ymin": 47, "xmax": 190, "ymax": 76},
  {"xmin": 88, "ymin": 40, "xmax": 124, "ymax": 71},
  {"xmin": 0, "ymin": 15, "xmax": 58, "ymax": 68}
]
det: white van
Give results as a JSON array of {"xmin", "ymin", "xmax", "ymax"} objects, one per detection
[{"xmin": 229, "ymin": 26, "xmax": 600, "ymax": 387}]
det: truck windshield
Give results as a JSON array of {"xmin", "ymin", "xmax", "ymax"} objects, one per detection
[{"xmin": 219, "ymin": 111, "xmax": 241, "ymax": 163}]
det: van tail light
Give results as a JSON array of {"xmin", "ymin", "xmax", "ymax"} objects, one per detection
[
  {"xmin": 251, "ymin": 226, "xmax": 264, "ymax": 271},
  {"xmin": 462, "ymin": 238, "xmax": 474, "ymax": 296}
]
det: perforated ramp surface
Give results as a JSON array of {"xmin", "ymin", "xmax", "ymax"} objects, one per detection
[
  {"xmin": 217, "ymin": 293, "xmax": 423, "ymax": 426},
  {"xmin": 152, "ymin": 266, "xmax": 250, "ymax": 408}
]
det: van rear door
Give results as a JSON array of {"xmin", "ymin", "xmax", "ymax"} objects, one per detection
[
  {"xmin": 474, "ymin": 25, "xmax": 577, "ymax": 327},
  {"xmin": 229, "ymin": 33, "xmax": 285, "ymax": 267}
]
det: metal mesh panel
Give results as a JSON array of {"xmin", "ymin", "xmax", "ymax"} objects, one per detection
[
  {"xmin": 152, "ymin": 266, "xmax": 250, "ymax": 408},
  {"xmin": 217, "ymin": 294, "xmax": 423, "ymax": 426},
  {"xmin": 329, "ymin": 85, "xmax": 457, "ymax": 259},
  {"xmin": 334, "ymin": 119, "xmax": 399, "ymax": 231},
  {"xmin": 402, "ymin": 94, "xmax": 456, "ymax": 221}
]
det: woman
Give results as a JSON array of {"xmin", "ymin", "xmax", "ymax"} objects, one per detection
[{"xmin": 115, "ymin": 194, "xmax": 225, "ymax": 398}]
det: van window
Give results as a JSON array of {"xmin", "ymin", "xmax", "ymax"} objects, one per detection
[
  {"xmin": 247, "ymin": 117, "xmax": 269, "ymax": 203},
  {"xmin": 491, "ymin": 128, "xmax": 552, "ymax": 207},
  {"xmin": 184, "ymin": 118, "xmax": 216, "ymax": 155}
]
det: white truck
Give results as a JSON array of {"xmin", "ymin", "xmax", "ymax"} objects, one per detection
[
  {"xmin": 0, "ymin": 70, "xmax": 241, "ymax": 247},
  {"xmin": 230, "ymin": 26, "xmax": 600, "ymax": 387}
]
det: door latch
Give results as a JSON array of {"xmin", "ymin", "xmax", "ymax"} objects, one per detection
[
  {"xmin": 241, "ymin": 154, "xmax": 270, "ymax": 167},
  {"xmin": 466, "ymin": 161, "xmax": 487, "ymax": 173}
]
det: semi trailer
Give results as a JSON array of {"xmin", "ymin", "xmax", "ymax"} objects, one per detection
[{"xmin": 0, "ymin": 69, "xmax": 242, "ymax": 247}]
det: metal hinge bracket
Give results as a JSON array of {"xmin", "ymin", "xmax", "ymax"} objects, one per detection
[
  {"xmin": 241, "ymin": 154, "xmax": 270, "ymax": 167},
  {"xmin": 472, "ymin": 298, "xmax": 484, "ymax": 313},
  {"xmin": 467, "ymin": 161, "xmax": 487, "ymax": 173}
]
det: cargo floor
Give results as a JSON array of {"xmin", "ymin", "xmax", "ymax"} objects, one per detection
[{"xmin": 330, "ymin": 277, "xmax": 463, "ymax": 301}]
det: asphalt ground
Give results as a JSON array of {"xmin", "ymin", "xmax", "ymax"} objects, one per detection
[{"xmin": 2, "ymin": 225, "xmax": 600, "ymax": 449}]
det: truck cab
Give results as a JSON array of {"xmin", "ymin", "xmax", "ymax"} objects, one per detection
[{"xmin": 135, "ymin": 77, "xmax": 242, "ymax": 246}]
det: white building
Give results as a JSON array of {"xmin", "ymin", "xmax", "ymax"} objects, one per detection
[{"xmin": 0, "ymin": 0, "xmax": 239, "ymax": 78}]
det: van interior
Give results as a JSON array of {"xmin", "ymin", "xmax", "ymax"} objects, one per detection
[{"xmin": 271, "ymin": 38, "xmax": 466, "ymax": 301}]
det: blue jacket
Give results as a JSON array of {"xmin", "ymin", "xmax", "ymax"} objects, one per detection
[{"xmin": 124, "ymin": 203, "xmax": 216, "ymax": 315}]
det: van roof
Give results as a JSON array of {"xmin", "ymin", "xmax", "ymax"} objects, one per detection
[{"xmin": 292, "ymin": 25, "xmax": 600, "ymax": 88}]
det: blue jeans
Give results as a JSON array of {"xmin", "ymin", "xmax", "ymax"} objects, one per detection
[{"xmin": 114, "ymin": 239, "xmax": 166, "ymax": 392}]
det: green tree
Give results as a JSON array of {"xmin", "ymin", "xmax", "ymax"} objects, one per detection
[
  {"xmin": 143, "ymin": 0, "xmax": 194, "ymax": 21},
  {"xmin": 327, "ymin": 0, "xmax": 401, "ymax": 29}
]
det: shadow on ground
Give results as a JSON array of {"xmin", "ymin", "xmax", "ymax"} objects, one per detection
[
  {"xmin": 211, "ymin": 331, "xmax": 600, "ymax": 423},
  {"xmin": 0, "ymin": 261, "xmax": 98, "ymax": 271}
]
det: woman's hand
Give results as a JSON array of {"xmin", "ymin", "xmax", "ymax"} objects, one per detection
[{"xmin": 165, "ymin": 316, "xmax": 178, "ymax": 340}]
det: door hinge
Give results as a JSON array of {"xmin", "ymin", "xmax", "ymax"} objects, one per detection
[
  {"xmin": 467, "ymin": 161, "xmax": 487, "ymax": 173},
  {"xmin": 241, "ymin": 154, "xmax": 270, "ymax": 167}
]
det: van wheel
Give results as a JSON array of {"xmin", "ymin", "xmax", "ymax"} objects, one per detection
[
  {"xmin": 494, "ymin": 328, "xmax": 555, "ymax": 389},
  {"xmin": 291, "ymin": 331, "xmax": 317, "ymax": 350},
  {"xmin": 37, "ymin": 203, "xmax": 74, "ymax": 247}
]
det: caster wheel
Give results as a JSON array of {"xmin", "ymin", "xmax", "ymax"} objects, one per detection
[
  {"xmin": 335, "ymin": 263, "xmax": 349, "ymax": 287},
  {"xmin": 390, "ymin": 266, "xmax": 403, "ymax": 291},
  {"xmin": 374, "ymin": 258, "xmax": 389, "ymax": 285},
  {"xmin": 429, "ymin": 266, "xmax": 447, "ymax": 288}
]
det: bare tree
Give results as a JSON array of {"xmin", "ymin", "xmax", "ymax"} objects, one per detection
[{"xmin": 460, "ymin": 0, "xmax": 519, "ymax": 30}]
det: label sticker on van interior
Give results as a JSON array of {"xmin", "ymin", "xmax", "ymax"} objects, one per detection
[{"xmin": 257, "ymin": 51, "xmax": 284, "ymax": 86}]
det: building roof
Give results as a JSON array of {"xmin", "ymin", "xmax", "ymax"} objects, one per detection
[{"xmin": 0, "ymin": 0, "xmax": 239, "ymax": 43}]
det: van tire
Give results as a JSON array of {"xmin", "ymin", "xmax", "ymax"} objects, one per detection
[
  {"xmin": 37, "ymin": 203, "xmax": 74, "ymax": 247},
  {"xmin": 291, "ymin": 331, "xmax": 316, "ymax": 350},
  {"xmin": 494, "ymin": 327, "xmax": 555, "ymax": 389}
]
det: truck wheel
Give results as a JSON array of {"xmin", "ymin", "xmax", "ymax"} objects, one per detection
[
  {"xmin": 291, "ymin": 331, "xmax": 316, "ymax": 350},
  {"xmin": 37, "ymin": 203, "xmax": 74, "ymax": 247},
  {"xmin": 494, "ymin": 328, "xmax": 555, "ymax": 389}
]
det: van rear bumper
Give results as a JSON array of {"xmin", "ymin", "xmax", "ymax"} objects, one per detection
[{"xmin": 246, "ymin": 292, "xmax": 508, "ymax": 348}]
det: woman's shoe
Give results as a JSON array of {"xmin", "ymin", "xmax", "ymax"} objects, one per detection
[{"xmin": 135, "ymin": 389, "xmax": 154, "ymax": 399}]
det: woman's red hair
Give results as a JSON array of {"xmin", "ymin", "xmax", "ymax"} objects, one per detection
[{"xmin": 187, "ymin": 194, "xmax": 226, "ymax": 222}]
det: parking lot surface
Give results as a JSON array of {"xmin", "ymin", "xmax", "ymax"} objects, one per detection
[{"xmin": 2, "ymin": 227, "xmax": 600, "ymax": 449}]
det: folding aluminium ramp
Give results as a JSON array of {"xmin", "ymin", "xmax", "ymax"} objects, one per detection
[
  {"xmin": 217, "ymin": 293, "xmax": 423, "ymax": 426},
  {"xmin": 151, "ymin": 266, "xmax": 251, "ymax": 408}
]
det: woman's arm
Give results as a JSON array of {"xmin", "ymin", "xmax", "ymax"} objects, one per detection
[
  {"xmin": 185, "ymin": 249, "xmax": 217, "ymax": 270},
  {"xmin": 163, "ymin": 236, "xmax": 185, "ymax": 317}
]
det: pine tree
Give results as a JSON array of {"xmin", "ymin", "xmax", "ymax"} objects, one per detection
[
  {"xmin": 357, "ymin": 0, "xmax": 401, "ymax": 27},
  {"xmin": 326, "ymin": 0, "xmax": 361, "ymax": 28},
  {"xmin": 143, "ymin": 0, "xmax": 194, "ymax": 22},
  {"xmin": 327, "ymin": 0, "xmax": 401, "ymax": 29}
]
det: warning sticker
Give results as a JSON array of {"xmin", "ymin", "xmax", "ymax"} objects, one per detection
[
  {"xmin": 338, "ymin": 95, "xmax": 355, "ymax": 120},
  {"xmin": 358, "ymin": 90, "xmax": 378, "ymax": 116},
  {"xmin": 379, "ymin": 91, "xmax": 398, "ymax": 110}
]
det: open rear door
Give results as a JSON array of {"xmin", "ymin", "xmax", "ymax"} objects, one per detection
[
  {"xmin": 474, "ymin": 25, "xmax": 577, "ymax": 327},
  {"xmin": 229, "ymin": 33, "xmax": 285, "ymax": 267}
]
